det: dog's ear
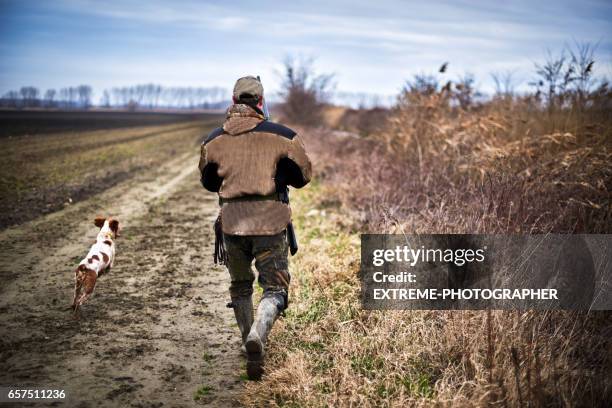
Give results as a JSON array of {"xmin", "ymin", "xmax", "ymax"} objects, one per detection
[
  {"xmin": 94, "ymin": 216, "xmax": 106, "ymax": 228},
  {"xmin": 109, "ymin": 219, "xmax": 120, "ymax": 237}
]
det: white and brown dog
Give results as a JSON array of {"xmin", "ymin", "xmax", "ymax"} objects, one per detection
[{"xmin": 71, "ymin": 216, "xmax": 120, "ymax": 314}]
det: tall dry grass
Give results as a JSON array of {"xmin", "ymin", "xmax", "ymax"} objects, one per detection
[
  {"xmin": 242, "ymin": 64, "xmax": 611, "ymax": 406},
  {"xmin": 323, "ymin": 90, "xmax": 611, "ymax": 234}
]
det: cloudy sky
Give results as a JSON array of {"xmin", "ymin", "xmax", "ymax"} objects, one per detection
[{"xmin": 1, "ymin": 0, "xmax": 611, "ymax": 102}]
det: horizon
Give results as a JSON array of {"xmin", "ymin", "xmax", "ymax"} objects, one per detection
[{"xmin": 1, "ymin": 0, "xmax": 611, "ymax": 106}]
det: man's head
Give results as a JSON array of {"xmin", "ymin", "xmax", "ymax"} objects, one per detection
[{"xmin": 233, "ymin": 76, "xmax": 264, "ymax": 109}]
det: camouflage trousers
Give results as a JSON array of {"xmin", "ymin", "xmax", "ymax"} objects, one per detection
[{"xmin": 223, "ymin": 231, "xmax": 290, "ymax": 310}]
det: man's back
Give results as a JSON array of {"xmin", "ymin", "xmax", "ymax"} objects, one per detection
[{"xmin": 200, "ymin": 103, "xmax": 311, "ymax": 235}]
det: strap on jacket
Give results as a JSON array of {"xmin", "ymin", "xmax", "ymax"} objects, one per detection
[{"xmin": 218, "ymin": 193, "xmax": 280, "ymax": 206}]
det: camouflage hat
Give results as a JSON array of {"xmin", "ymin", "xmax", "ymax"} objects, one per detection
[{"xmin": 233, "ymin": 76, "xmax": 264, "ymax": 100}]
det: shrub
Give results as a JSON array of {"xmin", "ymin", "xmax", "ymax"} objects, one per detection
[{"xmin": 278, "ymin": 56, "xmax": 334, "ymax": 126}]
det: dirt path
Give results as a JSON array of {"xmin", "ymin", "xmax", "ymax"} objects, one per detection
[{"xmin": 0, "ymin": 149, "xmax": 245, "ymax": 406}]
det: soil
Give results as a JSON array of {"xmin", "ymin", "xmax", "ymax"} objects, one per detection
[
  {"xmin": 0, "ymin": 116, "xmax": 221, "ymax": 230},
  {"xmin": 0, "ymin": 149, "xmax": 246, "ymax": 406},
  {"xmin": 0, "ymin": 110, "xmax": 215, "ymax": 138}
]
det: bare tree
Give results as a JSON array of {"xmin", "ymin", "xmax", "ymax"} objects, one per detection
[
  {"xmin": 77, "ymin": 85, "xmax": 92, "ymax": 109},
  {"xmin": 454, "ymin": 73, "xmax": 478, "ymax": 109},
  {"xmin": 58, "ymin": 87, "xmax": 79, "ymax": 108},
  {"xmin": 100, "ymin": 90, "xmax": 111, "ymax": 108},
  {"xmin": 1, "ymin": 90, "xmax": 20, "ymax": 107},
  {"xmin": 491, "ymin": 70, "xmax": 517, "ymax": 97},
  {"xmin": 20, "ymin": 86, "xmax": 40, "ymax": 107},
  {"xmin": 278, "ymin": 56, "xmax": 335, "ymax": 125},
  {"xmin": 568, "ymin": 41, "xmax": 597, "ymax": 109},
  {"xmin": 531, "ymin": 50, "xmax": 574, "ymax": 109},
  {"xmin": 405, "ymin": 74, "xmax": 441, "ymax": 96},
  {"xmin": 43, "ymin": 89, "xmax": 57, "ymax": 107}
]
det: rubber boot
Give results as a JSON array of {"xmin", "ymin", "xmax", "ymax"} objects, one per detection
[
  {"xmin": 231, "ymin": 295, "xmax": 253, "ymax": 355},
  {"xmin": 245, "ymin": 297, "xmax": 280, "ymax": 380}
]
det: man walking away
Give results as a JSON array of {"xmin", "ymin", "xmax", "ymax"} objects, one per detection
[{"xmin": 198, "ymin": 76, "xmax": 312, "ymax": 380}]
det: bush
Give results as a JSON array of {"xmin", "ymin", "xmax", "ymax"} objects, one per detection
[{"xmin": 278, "ymin": 56, "xmax": 334, "ymax": 126}]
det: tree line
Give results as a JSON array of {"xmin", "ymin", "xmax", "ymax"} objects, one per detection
[
  {"xmin": 0, "ymin": 84, "xmax": 230, "ymax": 110},
  {"xmin": 1, "ymin": 85, "xmax": 93, "ymax": 109}
]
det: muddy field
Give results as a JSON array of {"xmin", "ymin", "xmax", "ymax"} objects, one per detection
[
  {"xmin": 0, "ymin": 110, "xmax": 212, "ymax": 138},
  {"xmin": 0, "ymin": 113, "xmax": 249, "ymax": 406},
  {"xmin": 0, "ymin": 111, "xmax": 221, "ymax": 228}
]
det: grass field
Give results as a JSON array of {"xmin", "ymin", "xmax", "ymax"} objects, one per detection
[{"xmin": 0, "ymin": 110, "xmax": 222, "ymax": 228}]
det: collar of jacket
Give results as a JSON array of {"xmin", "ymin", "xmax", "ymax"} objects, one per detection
[{"xmin": 222, "ymin": 104, "xmax": 265, "ymax": 135}]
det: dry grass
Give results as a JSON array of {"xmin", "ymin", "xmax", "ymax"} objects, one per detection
[
  {"xmin": 321, "ymin": 105, "xmax": 348, "ymax": 129},
  {"xmin": 316, "ymin": 94, "xmax": 611, "ymax": 234},
  {"xmin": 242, "ymin": 183, "xmax": 611, "ymax": 407},
  {"xmin": 242, "ymin": 90, "xmax": 611, "ymax": 406},
  {"xmin": 333, "ymin": 107, "xmax": 391, "ymax": 137}
]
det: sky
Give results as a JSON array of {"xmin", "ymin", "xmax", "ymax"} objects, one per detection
[{"xmin": 1, "ymin": 0, "xmax": 611, "ymax": 104}]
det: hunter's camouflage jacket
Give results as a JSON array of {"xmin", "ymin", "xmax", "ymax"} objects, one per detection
[{"xmin": 199, "ymin": 104, "xmax": 312, "ymax": 235}]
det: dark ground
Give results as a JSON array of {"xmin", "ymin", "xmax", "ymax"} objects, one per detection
[{"xmin": 0, "ymin": 110, "xmax": 219, "ymax": 138}]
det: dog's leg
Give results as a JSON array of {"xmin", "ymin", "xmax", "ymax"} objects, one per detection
[
  {"xmin": 72, "ymin": 270, "xmax": 83, "ymax": 312},
  {"xmin": 72, "ymin": 283, "xmax": 83, "ymax": 317},
  {"xmin": 73, "ymin": 271, "xmax": 97, "ymax": 316},
  {"xmin": 74, "ymin": 289, "xmax": 93, "ymax": 315}
]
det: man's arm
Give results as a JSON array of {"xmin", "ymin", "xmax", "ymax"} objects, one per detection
[
  {"xmin": 277, "ymin": 134, "xmax": 312, "ymax": 189},
  {"xmin": 199, "ymin": 143, "xmax": 223, "ymax": 192}
]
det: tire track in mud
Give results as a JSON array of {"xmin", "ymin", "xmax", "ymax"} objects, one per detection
[{"xmin": 0, "ymin": 149, "xmax": 244, "ymax": 407}]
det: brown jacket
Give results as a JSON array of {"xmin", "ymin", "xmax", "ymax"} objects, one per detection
[{"xmin": 199, "ymin": 104, "xmax": 312, "ymax": 235}]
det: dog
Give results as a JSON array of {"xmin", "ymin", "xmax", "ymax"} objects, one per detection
[{"xmin": 71, "ymin": 216, "xmax": 120, "ymax": 314}]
